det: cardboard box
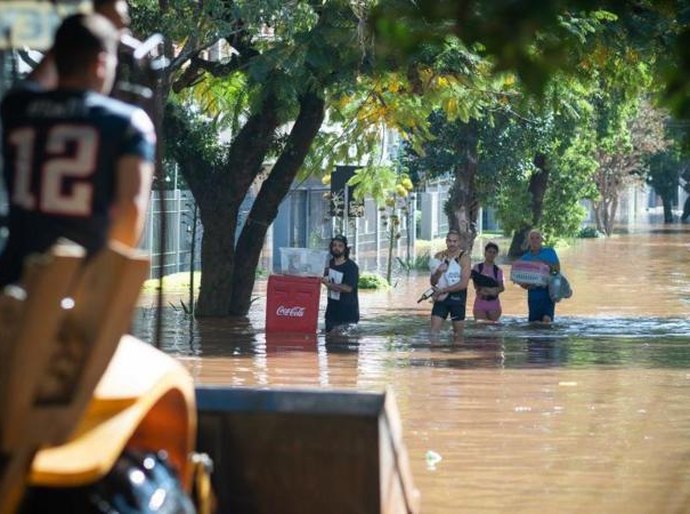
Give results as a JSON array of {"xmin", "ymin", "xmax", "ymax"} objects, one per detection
[{"xmin": 510, "ymin": 260, "xmax": 551, "ymax": 286}]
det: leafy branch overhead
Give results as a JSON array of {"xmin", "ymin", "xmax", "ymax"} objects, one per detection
[{"xmin": 126, "ymin": 0, "xmax": 690, "ymax": 317}]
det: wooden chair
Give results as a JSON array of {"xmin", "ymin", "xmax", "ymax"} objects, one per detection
[{"xmin": 0, "ymin": 240, "xmax": 150, "ymax": 514}]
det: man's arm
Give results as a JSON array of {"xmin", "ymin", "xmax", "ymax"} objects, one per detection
[
  {"xmin": 324, "ymin": 280, "xmax": 353, "ymax": 293},
  {"xmin": 324, "ymin": 263, "xmax": 357, "ymax": 293},
  {"xmin": 549, "ymin": 249, "xmax": 561, "ymax": 272},
  {"xmin": 430, "ymin": 258, "xmax": 447, "ymax": 286},
  {"xmin": 108, "ymin": 155, "xmax": 154, "ymax": 247}
]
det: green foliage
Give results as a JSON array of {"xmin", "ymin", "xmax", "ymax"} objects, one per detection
[
  {"xmin": 347, "ymin": 163, "xmax": 415, "ymax": 283},
  {"xmin": 396, "ymin": 252, "xmax": 431, "ymax": 271},
  {"xmin": 577, "ymin": 226, "xmax": 603, "ymax": 238},
  {"xmin": 372, "ymin": 0, "xmax": 690, "ymax": 150},
  {"xmin": 646, "ymin": 121, "xmax": 690, "ymax": 203},
  {"xmin": 129, "ymin": 0, "xmax": 690, "ymax": 316},
  {"xmin": 358, "ymin": 272, "xmax": 390, "ymax": 290}
]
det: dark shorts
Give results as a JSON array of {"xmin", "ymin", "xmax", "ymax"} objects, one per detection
[
  {"xmin": 431, "ymin": 291, "xmax": 467, "ymax": 322},
  {"xmin": 528, "ymin": 288, "xmax": 555, "ymax": 322},
  {"xmin": 325, "ymin": 302, "xmax": 360, "ymax": 333}
]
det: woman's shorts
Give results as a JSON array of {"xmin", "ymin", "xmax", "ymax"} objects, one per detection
[{"xmin": 474, "ymin": 297, "xmax": 501, "ymax": 313}]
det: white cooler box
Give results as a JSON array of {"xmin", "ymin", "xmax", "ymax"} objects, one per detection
[
  {"xmin": 510, "ymin": 260, "xmax": 551, "ymax": 286},
  {"xmin": 279, "ymin": 248, "xmax": 330, "ymax": 277}
]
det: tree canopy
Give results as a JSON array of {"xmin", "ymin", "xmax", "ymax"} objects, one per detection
[{"xmin": 120, "ymin": 0, "xmax": 690, "ymax": 316}]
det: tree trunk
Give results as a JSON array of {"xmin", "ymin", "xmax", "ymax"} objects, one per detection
[
  {"xmin": 682, "ymin": 196, "xmax": 690, "ymax": 222},
  {"xmin": 445, "ymin": 120, "xmax": 479, "ymax": 251},
  {"xmin": 195, "ymin": 104, "xmax": 280, "ymax": 316},
  {"xmin": 195, "ymin": 202, "xmax": 238, "ymax": 316},
  {"xmin": 602, "ymin": 198, "xmax": 611, "ymax": 235},
  {"xmin": 507, "ymin": 152, "xmax": 550, "ymax": 258},
  {"xmin": 508, "ymin": 227, "xmax": 530, "ymax": 258},
  {"xmin": 605, "ymin": 195, "xmax": 617, "ymax": 236},
  {"xmin": 230, "ymin": 92, "xmax": 326, "ymax": 315},
  {"xmin": 592, "ymin": 200, "xmax": 604, "ymax": 234},
  {"xmin": 164, "ymin": 96, "xmax": 280, "ymax": 317},
  {"xmin": 662, "ymin": 197, "xmax": 674, "ymax": 223}
]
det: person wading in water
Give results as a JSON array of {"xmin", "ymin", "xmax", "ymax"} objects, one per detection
[
  {"xmin": 429, "ymin": 230, "xmax": 471, "ymax": 335},
  {"xmin": 321, "ymin": 235, "xmax": 360, "ymax": 333}
]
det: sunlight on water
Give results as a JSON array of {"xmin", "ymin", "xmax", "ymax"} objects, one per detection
[{"xmin": 132, "ymin": 228, "xmax": 690, "ymax": 514}]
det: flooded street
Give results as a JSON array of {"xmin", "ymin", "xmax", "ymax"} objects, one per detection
[{"xmin": 133, "ymin": 227, "xmax": 690, "ymax": 513}]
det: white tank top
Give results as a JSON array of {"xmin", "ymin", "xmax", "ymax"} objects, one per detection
[{"xmin": 429, "ymin": 255, "xmax": 463, "ymax": 289}]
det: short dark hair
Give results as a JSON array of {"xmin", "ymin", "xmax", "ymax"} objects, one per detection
[
  {"xmin": 485, "ymin": 242, "xmax": 499, "ymax": 253},
  {"xmin": 54, "ymin": 14, "xmax": 118, "ymax": 78}
]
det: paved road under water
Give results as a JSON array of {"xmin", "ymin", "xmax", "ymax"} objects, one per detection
[{"xmin": 133, "ymin": 226, "xmax": 690, "ymax": 514}]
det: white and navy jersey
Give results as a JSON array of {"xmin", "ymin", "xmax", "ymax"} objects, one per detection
[{"xmin": 0, "ymin": 82, "xmax": 155, "ymax": 285}]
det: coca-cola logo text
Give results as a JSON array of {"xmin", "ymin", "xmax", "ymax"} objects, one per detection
[{"xmin": 276, "ymin": 305, "xmax": 306, "ymax": 317}]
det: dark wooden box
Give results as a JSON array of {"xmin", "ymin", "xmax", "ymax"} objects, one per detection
[{"xmin": 195, "ymin": 387, "xmax": 420, "ymax": 514}]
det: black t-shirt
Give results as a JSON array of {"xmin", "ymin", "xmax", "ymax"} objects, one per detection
[
  {"xmin": 0, "ymin": 83, "xmax": 155, "ymax": 285},
  {"xmin": 324, "ymin": 258, "xmax": 360, "ymax": 325}
]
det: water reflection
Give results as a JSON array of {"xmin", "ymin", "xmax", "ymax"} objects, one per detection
[
  {"xmin": 132, "ymin": 229, "xmax": 690, "ymax": 514},
  {"xmin": 132, "ymin": 307, "xmax": 690, "ymax": 370}
]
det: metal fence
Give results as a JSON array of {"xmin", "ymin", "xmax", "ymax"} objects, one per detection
[{"xmin": 140, "ymin": 189, "xmax": 202, "ymax": 279}]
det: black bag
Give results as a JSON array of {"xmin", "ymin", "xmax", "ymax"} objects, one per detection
[{"xmin": 19, "ymin": 450, "xmax": 196, "ymax": 514}]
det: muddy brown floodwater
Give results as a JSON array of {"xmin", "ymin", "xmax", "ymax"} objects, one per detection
[{"xmin": 134, "ymin": 227, "xmax": 690, "ymax": 513}]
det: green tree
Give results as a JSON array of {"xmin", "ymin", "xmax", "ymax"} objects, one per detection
[
  {"xmin": 646, "ymin": 123, "xmax": 690, "ymax": 223},
  {"xmin": 130, "ymin": 0, "xmax": 382, "ymax": 316},
  {"xmin": 591, "ymin": 99, "xmax": 670, "ymax": 235},
  {"xmin": 371, "ymin": 0, "xmax": 690, "ymax": 130},
  {"xmin": 128, "ymin": 0, "xmax": 686, "ymax": 317}
]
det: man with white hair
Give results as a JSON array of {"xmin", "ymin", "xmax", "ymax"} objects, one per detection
[{"xmin": 519, "ymin": 229, "xmax": 560, "ymax": 323}]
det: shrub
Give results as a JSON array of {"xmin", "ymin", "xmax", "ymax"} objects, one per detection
[
  {"xmin": 577, "ymin": 226, "xmax": 602, "ymax": 238},
  {"xmin": 397, "ymin": 251, "xmax": 431, "ymax": 271},
  {"xmin": 358, "ymin": 272, "xmax": 390, "ymax": 290}
]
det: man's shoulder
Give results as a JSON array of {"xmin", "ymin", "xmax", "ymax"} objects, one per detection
[
  {"xmin": 433, "ymin": 250, "xmax": 446, "ymax": 260},
  {"xmin": 1, "ymin": 81, "xmax": 43, "ymax": 114},
  {"xmin": 86, "ymin": 92, "xmax": 149, "ymax": 120},
  {"xmin": 86, "ymin": 93, "xmax": 155, "ymax": 140},
  {"xmin": 346, "ymin": 258, "xmax": 359, "ymax": 270},
  {"xmin": 542, "ymin": 247, "xmax": 558, "ymax": 259}
]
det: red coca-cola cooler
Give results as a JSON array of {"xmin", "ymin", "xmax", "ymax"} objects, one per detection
[{"xmin": 265, "ymin": 274, "xmax": 322, "ymax": 333}]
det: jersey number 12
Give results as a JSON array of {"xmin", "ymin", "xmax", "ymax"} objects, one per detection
[{"xmin": 9, "ymin": 125, "xmax": 98, "ymax": 216}]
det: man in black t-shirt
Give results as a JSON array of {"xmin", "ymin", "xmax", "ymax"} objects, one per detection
[
  {"xmin": 321, "ymin": 234, "xmax": 360, "ymax": 333},
  {"xmin": 0, "ymin": 13, "xmax": 155, "ymax": 286}
]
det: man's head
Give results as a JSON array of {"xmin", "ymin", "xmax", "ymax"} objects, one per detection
[
  {"xmin": 527, "ymin": 229, "xmax": 544, "ymax": 252},
  {"xmin": 54, "ymin": 14, "xmax": 119, "ymax": 94},
  {"xmin": 445, "ymin": 230, "xmax": 462, "ymax": 253},
  {"xmin": 94, "ymin": 0, "xmax": 131, "ymax": 30},
  {"xmin": 329, "ymin": 235, "xmax": 350, "ymax": 259}
]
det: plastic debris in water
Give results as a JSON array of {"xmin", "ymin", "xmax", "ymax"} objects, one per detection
[{"xmin": 425, "ymin": 450, "xmax": 442, "ymax": 470}]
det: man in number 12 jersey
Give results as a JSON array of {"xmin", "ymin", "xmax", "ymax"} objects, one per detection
[{"xmin": 0, "ymin": 13, "xmax": 155, "ymax": 287}]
